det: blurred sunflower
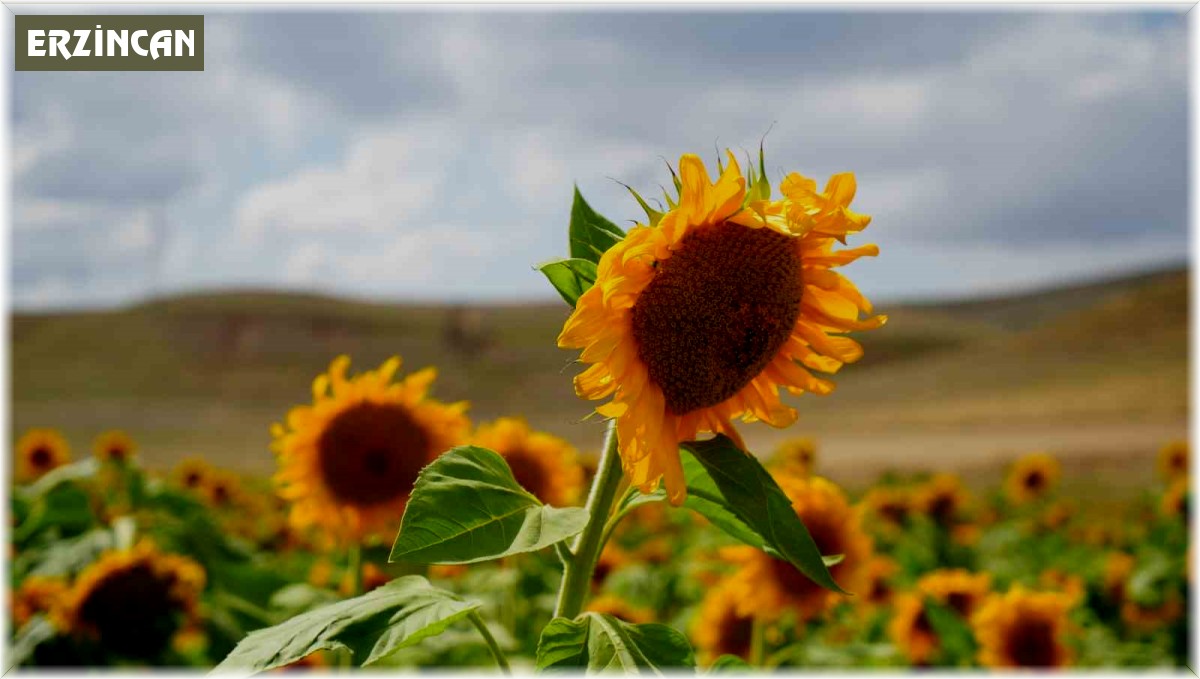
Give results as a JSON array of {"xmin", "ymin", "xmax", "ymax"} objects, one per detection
[
  {"xmin": 1160, "ymin": 477, "xmax": 1188, "ymax": 521},
  {"xmin": 722, "ymin": 475, "xmax": 872, "ymax": 621},
  {"xmin": 1038, "ymin": 499, "xmax": 1076, "ymax": 531},
  {"xmin": 587, "ymin": 594, "xmax": 654, "ymax": 624},
  {"xmin": 471, "ymin": 417, "xmax": 584, "ymax": 506},
  {"xmin": 1103, "ymin": 551, "xmax": 1183, "ymax": 633},
  {"xmin": 58, "ymin": 541, "xmax": 205, "ymax": 660},
  {"xmin": 15, "ymin": 428, "xmax": 71, "ymax": 483},
  {"xmin": 889, "ymin": 570, "xmax": 991, "ymax": 665},
  {"xmin": 559, "ymin": 152, "xmax": 883, "ymax": 504},
  {"xmin": 692, "ymin": 581, "xmax": 757, "ymax": 665},
  {"xmin": 202, "ymin": 469, "xmax": 244, "ymax": 510},
  {"xmin": 340, "ymin": 562, "xmax": 391, "ymax": 595},
  {"xmin": 859, "ymin": 556, "xmax": 900, "ymax": 610},
  {"xmin": 172, "ymin": 457, "xmax": 214, "ymax": 493},
  {"xmin": 862, "ymin": 486, "xmax": 911, "ymax": 531},
  {"xmin": 429, "ymin": 563, "xmax": 468, "ymax": 580},
  {"xmin": 592, "ymin": 543, "xmax": 630, "ymax": 590},
  {"xmin": 918, "ymin": 569, "xmax": 992, "ymax": 619},
  {"xmin": 971, "ymin": 587, "xmax": 1075, "ymax": 668},
  {"xmin": 1038, "ymin": 569, "xmax": 1085, "ymax": 607},
  {"xmin": 1005, "ymin": 453, "xmax": 1061, "ymax": 505},
  {"xmin": 888, "ymin": 593, "xmax": 939, "ymax": 665},
  {"xmin": 771, "ymin": 437, "xmax": 817, "ymax": 476},
  {"xmin": 92, "ymin": 430, "xmax": 136, "ymax": 464},
  {"xmin": 13, "ymin": 575, "xmax": 69, "ymax": 628},
  {"xmin": 914, "ymin": 473, "xmax": 969, "ymax": 527},
  {"xmin": 1157, "ymin": 440, "xmax": 1188, "ymax": 482},
  {"xmin": 272, "ymin": 355, "xmax": 470, "ymax": 543}
]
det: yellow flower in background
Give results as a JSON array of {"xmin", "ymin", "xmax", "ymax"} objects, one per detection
[
  {"xmin": 722, "ymin": 475, "xmax": 872, "ymax": 621},
  {"xmin": 862, "ymin": 485, "xmax": 912, "ymax": 531},
  {"xmin": 592, "ymin": 543, "xmax": 631, "ymax": 590},
  {"xmin": 692, "ymin": 580, "xmax": 757, "ymax": 665},
  {"xmin": 429, "ymin": 563, "xmax": 469, "ymax": 580},
  {"xmin": 92, "ymin": 430, "xmax": 137, "ymax": 464},
  {"xmin": 1160, "ymin": 477, "xmax": 1188, "ymax": 521},
  {"xmin": 13, "ymin": 575, "xmax": 69, "ymax": 628},
  {"xmin": 1038, "ymin": 569, "xmax": 1086, "ymax": 607},
  {"xmin": 914, "ymin": 473, "xmax": 969, "ymax": 526},
  {"xmin": 58, "ymin": 540, "xmax": 205, "ymax": 660},
  {"xmin": 1104, "ymin": 551, "xmax": 1183, "ymax": 633},
  {"xmin": 587, "ymin": 594, "xmax": 654, "ymax": 624},
  {"xmin": 471, "ymin": 417, "xmax": 584, "ymax": 507},
  {"xmin": 1039, "ymin": 499, "xmax": 1076, "ymax": 531},
  {"xmin": 889, "ymin": 593, "xmax": 939, "ymax": 665},
  {"xmin": 172, "ymin": 457, "xmax": 214, "ymax": 493},
  {"xmin": 272, "ymin": 355, "xmax": 470, "ymax": 543},
  {"xmin": 771, "ymin": 437, "xmax": 817, "ymax": 475},
  {"xmin": 889, "ymin": 569, "xmax": 992, "ymax": 665},
  {"xmin": 559, "ymin": 152, "xmax": 883, "ymax": 504},
  {"xmin": 15, "ymin": 428, "xmax": 71, "ymax": 483},
  {"xmin": 971, "ymin": 586, "xmax": 1075, "ymax": 668},
  {"xmin": 859, "ymin": 556, "xmax": 900, "ymax": 610},
  {"xmin": 1005, "ymin": 452, "xmax": 1061, "ymax": 505},
  {"xmin": 1158, "ymin": 440, "xmax": 1188, "ymax": 482},
  {"xmin": 918, "ymin": 569, "xmax": 992, "ymax": 618},
  {"xmin": 202, "ymin": 469, "xmax": 244, "ymax": 510}
]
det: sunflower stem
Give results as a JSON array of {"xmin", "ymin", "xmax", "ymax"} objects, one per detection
[
  {"xmin": 347, "ymin": 543, "xmax": 363, "ymax": 598},
  {"xmin": 553, "ymin": 420, "xmax": 624, "ymax": 620},
  {"xmin": 468, "ymin": 610, "xmax": 512, "ymax": 674},
  {"xmin": 750, "ymin": 616, "xmax": 767, "ymax": 667}
]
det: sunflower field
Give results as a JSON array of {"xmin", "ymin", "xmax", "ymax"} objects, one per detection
[{"xmin": 8, "ymin": 151, "xmax": 1191, "ymax": 672}]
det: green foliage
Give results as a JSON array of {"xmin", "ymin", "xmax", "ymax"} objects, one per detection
[
  {"xmin": 568, "ymin": 187, "xmax": 625, "ymax": 264},
  {"xmin": 212, "ymin": 576, "xmax": 479, "ymax": 672},
  {"xmin": 708, "ymin": 654, "xmax": 753, "ymax": 672},
  {"xmin": 536, "ymin": 613, "xmax": 694, "ymax": 671},
  {"xmin": 390, "ymin": 446, "xmax": 589, "ymax": 565},
  {"xmin": 682, "ymin": 436, "xmax": 846, "ymax": 594}
]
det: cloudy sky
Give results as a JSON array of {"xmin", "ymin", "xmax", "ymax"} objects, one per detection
[{"xmin": 11, "ymin": 7, "xmax": 1189, "ymax": 310}]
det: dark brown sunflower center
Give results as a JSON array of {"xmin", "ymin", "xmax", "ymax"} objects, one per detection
[
  {"xmin": 929, "ymin": 494, "xmax": 956, "ymax": 524},
  {"xmin": 1005, "ymin": 617, "xmax": 1059, "ymax": 667},
  {"xmin": 78, "ymin": 563, "xmax": 181, "ymax": 659},
  {"xmin": 107, "ymin": 446, "xmax": 126, "ymax": 460},
  {"xmin": 868, "ymin": 578, "xmax": 891, "ymax": 605},
  {"xmin": 30, "ymin": 446, "xmax": 52, "ymax": 469},
  {"xmin": 880, "ymin": 501, "xmax": 908, "ymax": 525},
  {"xmin": 183, "ymin": 471, "xmax": 202, "ymax": 488},
  {"xmin": 717, "ymin": 606, "xmax": 755, "ymax": 660},
  {"xmin": 946, "ymin": 591, "xmax": 973, "ymax": 617},
  {"xmin": 317, "ymin": 402, "xmax": 431, "ymax": 507},
  {"xmin": 630, "ymin": 221, "xmax": 802, "ymax": 415},
  {"xmin": 505, "ymin": 450, "xmax": 550, "ymax": 504},
  {"xmin": 1024, "ymin": 470, "xmax": 1046, "ymax": 492}
]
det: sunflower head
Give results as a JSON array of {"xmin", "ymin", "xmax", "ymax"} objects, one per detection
[
  {"xmin": 272, "ymin": 355, "xmax": 470, "ymax": 543},
  {"xmin": 202, "ymin": 468, "xmax": 245, "ymax": 510},
  {"xmin": 1160, "ymin": 477, "xmax": 1189, "ymax": 522},
  {"xmin": 917, "ymin": 569, "xmax": 992, "ymax": 619},
  {"xmin": 587, "ymin": 594, "xmax": 654, "ymax": 625},
  {"xmin": 888, "ymin": 592, "xmax": 940, "ymax": 665},
  {"xmin": 15, "ymin": 428, "xmax": 71, "ymax": 483},
  {"xmin": 859, "ymin": 556, "xmax": 900, "ymax": 610},
  {"xmin": 862, "ymin": 485, "xmax": 912, "ymax": 531},
  {"xmin": 1158, "ymin": 440, "xmax": 1188, "ymax": 482},
  {"xmin": 1038, "ymin": 569, "xmax": 1085, "ymax": 607},
  {"xmin": 172, "ymin": 457, "xmax": 214, "ymax": 493},
  {"xmin": 471, "ymin": 417, "xmax": 584, "ymax": 507},
  {"xmin": 92, "ymin": 430, "xmax": 137, "ymax": 464},
  {"xmin": 13, "ymin": 575, "xmax": 69, "ymax": 628},
  {"xmin": 771, "ymin": 437, "xmax": 817, "ymax": 476},
  {"xmin": 971, "ymin": 586, "xmax": 1075, "ymax": 668},
  {"xmin": 914, "ymin": 473, "xmax": 969, "ymax": 527},
  {"xmin": 1005, "ymin": 452, "xmax": 1061, "ymax": 505},
  {"xmin": 721, "ymin": 474, "xmax": 873, "ymax": 622},
  {"xmin": 692, "ymin": 580, "xmax": 758, "ymax": 665},
  {"xmin": 59, "ymin": 540, "xmax": 205, "ymax": 660},
  {"xmin": 558, "ymin": 151, "xmax": 883, "ymax": 504},
  {"xmin": 1038, "ymin": 499, "xmax": 1076, "ymax": 531}
]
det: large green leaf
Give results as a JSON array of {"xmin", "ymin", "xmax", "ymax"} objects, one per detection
[
  {"xmin": 537, "ymin": 613, "xmax": 694, "ymax": 672},
  {"xmin": 390, "ymin": 446, "xmax": 589, "ymax": 565},
  {"xmin": 212, "ymin": 576, "xmax": 478, "ymax": 673},
  {"xmin": 682, "ymin": 436, "xmax": 846, "ymax": 594},
  {"xmin": 707, "ymin": 654, "xmax": 752, "ymax": 672},
  {"xmin": 537, "ymin": 257, "xmax": 598, "ymax": 308},
  {"xmin": 17, "ymin": 458, "xmax": 98, "ymax": 500},
  {"xmin": 569, "ymin": 187, "xmax": 625, "ymax": 264}
]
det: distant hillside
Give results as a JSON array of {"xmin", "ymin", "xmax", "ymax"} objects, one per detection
[{"xmin": 12, "ymin": 266, "xmax": 1188, "ymax": 484}]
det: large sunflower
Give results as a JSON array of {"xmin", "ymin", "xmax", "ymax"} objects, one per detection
[
  {"xmin": 58, "ymin": 541, "xmax": 205, "ymax": 660},
  {"xmin": 692, "ymin": 580, "xmax": 757, "ymax": 665},
  {"xmin": 971, "ymin": 587, "xmax": 1075, "ymax": 668},
  {"xmin": 721, "ymin": 474, "xmax": 872, "ymax": 621},
  {"xmin": 558, "ymin": 152, "xmax": 882, "ymax": 503},
  {"xmin": 15, "ymin": 428, "xmax": 71, "ymax": 483},
  {"xmin": 471, "ymin": 417, "xmax": 584, "ymax": 506},
  {"xmin": 1005, "ymin": 452, "xmax": 1061, "ymax": 505},
  {"xmin": 272, "ymin": 355, "xmax": 470, "ymax": 543},
  {"xmin": 92, "ymin": 430, "xmax": 137, "ymax": 464}
]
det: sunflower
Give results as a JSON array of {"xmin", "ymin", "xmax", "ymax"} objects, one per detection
[
  {"xmin": 58, "ymin": 540, "xmax": 205, "ymax": 660},
  {"xmin": 558, "ymin": 152, "xmax": 882, "ymax": 504},
  {"xmin": 588, "ymin": 594, "xmax": 654, "ymax": 624},
  {"xmin": 692, "ymin": 581, "xmax": 757, "ymax": 665},
  {"xmin": 272, "ymin": 355, "xmax": 470, "ymax": 543},
  {"xmin": 15, "ymin": 428, "xmax": 71, "ymax": 483},
  {"xmin": 859, "ymin": 556, "xmax": 900, "ymax": 610},
  {"xmin": 13, "ymin": 575, "xmax": 69, "ymax": 628},
  {"xmin": 1158, "ymin": 440, "xmax": 1188, "ymax": 482},
  {"xmin": 862, "ymin": 486, "xmax": 912, "ymax": 531},
  {"xmin": 722, "ymin": 474, "xmax": 872, "ymax": 621},
  {"xmin": 771, "ymin": 437, "xmax": 817, "ymax": 476},
  {"xmin": 918, "ymin": 569, "xmax": 992, "ymax": 618},
  {"xmin": 888, "ymin": 570, "xmax": 991, "ymax": 665},
  {"xmin": 429, "ymin": 563, "xmax": 468, "ymax": 580},
  {"xmin": 340, "ymin": 562, "xmax": 391, "ymax": 595},
  {"xmin": 92, "ymin": 430, "xmax": 136, "ymax": 464},
  {"xmin": 1104, "ymin": 551, "xmax": 1183, "ymax": 632},
  {"xmin": 202, "ymin": 468, "xmax": 244, "ymax": 510},
  {"xmin": 1038, "ymin": 499, "xmax": 1076, "ymax": 531},
  {"xmin": 1160, "ymin": 477, "xmax": 1188, "ymax": 521},
  {"xmin": 888, "ymin": 593, "xmax": 939, "ymax": 665},
  {"xmin": 971, "ymin": 587, "xmax": 1075, "ymax": 668},
  {"xmin": 172, "ymin": 457, "xmax": 214, "ymax": 493},
  {"xmin": 914, "ymin": 473, "xmax": 969, "ymax": 527},
  {"xmin": 1005, "ymin": 452, "xmax": 1061, "ymax": 505},
  {"xmin": 471, "ymin": 417, "xmax": 584, "ymax": 507},
  {"xmin": 1038, "ymin": 570, "xmax": 1085, "ymax": 607}
]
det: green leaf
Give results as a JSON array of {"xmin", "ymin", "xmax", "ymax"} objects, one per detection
[
  {"xmin": 17, "ymin": 458, "xmax": 98, "ymax": 500},
  {"xmin": 16, "ymin": 528, "xmax": 113, "ymax": 579},
  {"xmin": 390, "ymin": 446, "xmax": 589, "ymax": 565},
  {"xmin": 536, "ymin": 613, "xmax": 695, "ymax": 671},
  {"xmin": 682, "ymin": 436, "xmax": 847, "ymax": 595},
  {"xmin": 212, "ymin": 576, "xmax": 479, "ymax": 672},
  {"xmin": 569, "ymin": 187, "xmax": 625, "ymax": 264},
  {"xmin": 8, "ymin": 616, "xmax": 57, "ymax": 670},
  {"xmin": 707, "ymin": 654, "xmax": 752, "ymax": 672},
  {"xmin": 537, "ymin": 258, "xmax": 598, "ymax": 308}
]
